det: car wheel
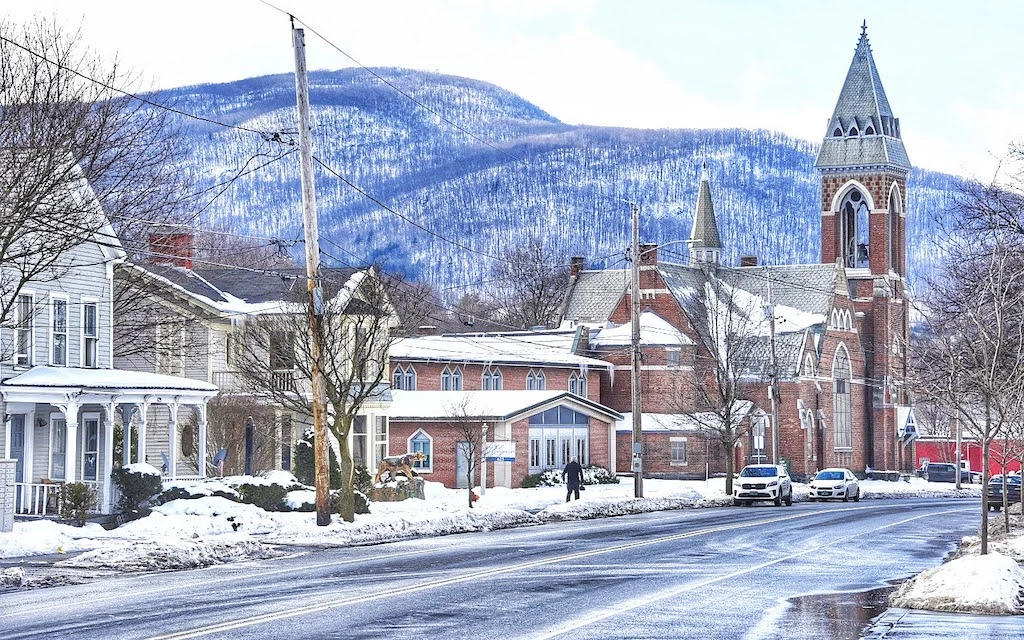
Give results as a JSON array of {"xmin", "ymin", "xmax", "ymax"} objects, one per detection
[
  {"xmin": 785, "ymin": 490, "xmax": 793, "ymax": 506},
  {"xmin": 843, "ymin": 489, "xmax": 849, "ymax": 503},
  {"xmin": 733, "ymin": 498, "xmax": 741, "ymax": 507},
  {"xmin": 993, "ymin": 505, "xmax": 1002, "ymax": 512},
  {"xmin": 854, "ymin": 489, "xmax": 860, "ymax": 502},
  {"xmin": 774, "ymin": 493, "xmax": 782, "ymax": 507}
]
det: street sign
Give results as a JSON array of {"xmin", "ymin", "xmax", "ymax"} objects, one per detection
[{"xmin": 896, "ymin": 406, "xmax": 919, "ymax": 442}]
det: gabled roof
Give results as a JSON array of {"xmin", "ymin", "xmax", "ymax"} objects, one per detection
[
  {"xmin": 815, "ymin": 23, "xmax": 910, "ymax": 172},
  {"xmin": 561, "ymin": 269, "xmax": 628, "ymax": 323},
  {"xmin": 388, "ymin": 390, "xmax": 622, "ymax": 422}
]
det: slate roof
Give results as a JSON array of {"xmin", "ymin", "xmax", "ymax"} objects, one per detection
[
  {"xmin": 815, "ymin": 24, "xmax": 910, "ymax": 172},
  {"xmin": 561, "ymin": 269, "xmax": 628, "ymax": 323},
  {"xmin": 690, "ymin": 163, "xmax": 722, "ymax": 249}
]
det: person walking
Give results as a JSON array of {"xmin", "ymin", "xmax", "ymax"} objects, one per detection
[{"xmin": 563, "ymin": 457, "xmax": 584, "ymax": 502}]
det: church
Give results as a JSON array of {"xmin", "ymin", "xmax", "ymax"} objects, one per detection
[{"xmin": 558, "ymin": 23, "xmax": 913, "ymax": 480}]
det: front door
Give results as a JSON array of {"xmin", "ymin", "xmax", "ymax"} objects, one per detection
[
  {"xmin": 10, "ymin": 415, "xmax": 25, "ymax": 482},
  {"xmin": 455, "ymin": 441, "xmax": 475, "ymax": 489}
]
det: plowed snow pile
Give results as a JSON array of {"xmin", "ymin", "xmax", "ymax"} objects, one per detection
[{"xmin": 889, "ymin": 553, "xmax": 1024, "ymax": 614}]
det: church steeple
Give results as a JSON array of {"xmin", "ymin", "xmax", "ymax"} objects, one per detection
[
  {"xmin": 815, "ymin": 21, "xmax": 910, "ymax": 172},
  {"xmin": 689, "ymin": 160, "xmax": 722, "ymax": 266}
]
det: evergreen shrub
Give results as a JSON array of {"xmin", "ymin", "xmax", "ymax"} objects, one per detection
[{"xmin": 59, "ymin": 482, "xmax": 96, "ymax": 526}]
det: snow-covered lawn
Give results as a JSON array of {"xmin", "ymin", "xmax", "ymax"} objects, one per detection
[{"xmin": 0, "ymin": 473, "xmax": 992, "ymax": 588}]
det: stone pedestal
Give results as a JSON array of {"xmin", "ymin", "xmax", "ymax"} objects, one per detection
[
  {"xmin": 367, "ymin": 477, "xmax": 425, "ymax": 502},
  {"xmin": 0, "ymin": 459, "xmax": 15, "ymax": 533}
]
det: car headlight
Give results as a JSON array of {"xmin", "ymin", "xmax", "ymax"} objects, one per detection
[{"xmin": 768, "ymin": 480, "xmax": 778, "ymax": 487}]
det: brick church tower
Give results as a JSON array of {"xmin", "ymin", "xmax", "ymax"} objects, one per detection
[{"xmin": 815, "ymin": 22, "xmax": 911, "ymax": 471}]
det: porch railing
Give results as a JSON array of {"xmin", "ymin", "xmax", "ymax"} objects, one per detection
[{"xmin": 15, "ymin": 481, "xmax": 104, "ymax": 517}]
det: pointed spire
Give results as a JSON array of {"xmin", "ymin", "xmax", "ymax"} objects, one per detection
[
  {"xmin": 689, "ymin": 160, "xmax": 722, "ymax": 266},
  {"xmin": 815, "ymin": 23, "xmax": 910, "ymax": 172}
]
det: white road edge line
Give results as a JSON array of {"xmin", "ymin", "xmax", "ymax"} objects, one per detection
[
  {"xmin": 532, "ymin": 506, "xmax": 971, "ymax": 639},
  {"xmin": 144, "ymin": 508, "xmax": 859, "ymax": 640}
]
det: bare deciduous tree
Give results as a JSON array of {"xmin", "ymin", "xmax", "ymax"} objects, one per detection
[
  {"xmin": 488, "ymin": 236, "xmax": 570, "ymax": 329},
  {"xmin": 443, "ymin": 397, "xmax": 505, "ymax": 508},
  {"xmin": 231, "ymin": 267, "xmax": 415, "ymax": 522}
]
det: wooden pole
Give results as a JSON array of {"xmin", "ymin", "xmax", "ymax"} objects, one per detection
[
  {"xmin": 631, "ymin": 203, "xmax": 643, "ymax": 498},
  {"xmin": 292, "ymin": 22, "xmax": 331, "ymax": 526}
]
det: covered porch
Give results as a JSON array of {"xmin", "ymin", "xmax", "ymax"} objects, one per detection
[{"xmin": 2, "ymin": 366, "xmax": 217, "ymax": 516}]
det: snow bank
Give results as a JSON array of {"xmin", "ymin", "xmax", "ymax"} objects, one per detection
[
  {"xmin": 1, "ymin": 567, "xmax": 26, "ymax": 587},
  {"xmin": 859, "ymin": 478, "xmax": 982, "ymax": 500},
  {"xmin": 0, "ymin": 520, "xmax": 109, "ymax": 559},
  {"xmin": 125, "ymin": 462, "xmax": 161, "ymax": 477},
  {"xmin": 959, "ymin": 535, "xmax": 1024, "ymax": 564},
  {"xmin": 889, "ymin": 553, "xmax": 1024, "ymax": 614},
  {"xmin": 57, "ymin": 536, "xmax": 281, "ymax": 572}
]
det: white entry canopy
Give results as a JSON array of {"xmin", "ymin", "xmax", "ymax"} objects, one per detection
[{"xmin": 1, "ymin": 366, "xmax": 216, "ymax": 402}]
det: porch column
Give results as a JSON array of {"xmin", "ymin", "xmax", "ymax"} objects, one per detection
[
  {"xmin": 167, "ymin": 403, "xmax": 179, "ymax": 480},
  {"xmin": 63, "ymin": 401, "xmax": 81, "ymax": 483},
  {"xmin": 120, "ymin": 404, "xmax": 135, "ymax": 467},
  {"xmin": 102, "ymin": 402, "xmax": 117, "ymax": 513},
  {"xmin": 137, "ymin": 401, "xmax": 150, "ymax": 465},
  {"xmin": 197, "ymin": 404, "xmax": 208, "ymax": 479}
]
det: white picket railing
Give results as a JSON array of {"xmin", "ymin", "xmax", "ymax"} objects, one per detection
[{"xmin": 14, "ymin": 481, "xmax": 104, "ymax": 516}]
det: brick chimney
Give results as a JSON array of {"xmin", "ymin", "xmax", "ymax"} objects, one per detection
[
  {"xmin": 639, "ymin": 243, "xmax": 658, "ymax": 266},
  {"xmin": 740, "ymin": 255, "xmax": 759, "ymax": 267},
  {"xmin": 149, "ymin": 233, "xmax": 194, "ymax": 269},
  {"xmin": 570, "ymin": 256, "xmax": 585, "ymax": 278}
]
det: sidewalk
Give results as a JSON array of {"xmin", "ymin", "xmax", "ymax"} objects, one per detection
[{"xmin": 863, "ymin": 608, "xmax": 1022, "ymax": 639}]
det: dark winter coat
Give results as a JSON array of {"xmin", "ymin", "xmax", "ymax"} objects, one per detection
[{"xmin": 563, "ymin": 461, "xmax": 584, "ymax": 488}]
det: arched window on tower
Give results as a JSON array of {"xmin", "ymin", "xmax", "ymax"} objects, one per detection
[
  {"xmin": 833, "ymin": 127, "xmax": 843, "ymax": 137},
  {"xmin": 833, "ymin": 346, "xmax": 853, "ymax": 451},
  {"xmin": 888, "ymin": 187, "xmax": 901, "ymax": 275},
  {"xmin": 839, "ymin": 188, "xmax": 870, "ymax": 269},
  {"xmin": 864, "ymin": 125, "xmax": 875, "ymax": 135}
]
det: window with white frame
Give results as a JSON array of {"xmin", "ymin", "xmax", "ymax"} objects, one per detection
[
  {"xmin": 374, "ymin": 416, "xmax": 388, "ymax": 464},
  {"xmin": 157, "ymin": 321, "xmax": 184, "ymax": 375},
  {"xmin": 751, "ymin": 416, "xmax": 768, "ymax": 464},
  {"xmin": 670, "ymin": 437, "xmax": 687, "ymax": 465},
  {"xmin": 352, "ymin": 415, "xmax": 367, "ymax": 467},
  {"xmin": 441, "ymin": 366, "xmax": 463, "ymax": 391},
  {"xmin": 666, "ymin": 349, "xmax": 681, "ymax": 368},
  {"xmin": 529, "ymin": 438, "xmax": 541, "ymax": 468},
  {"xmin": 280, "ymin": 414, "xmax": 293, "ymax": 471},
  {"xmin": 82, "ymin": 415, "xmax": 99, "ymax": 481},
  {"xmin": 50, "ymin": 416, "xmax": 67, "ymax": 480},
  {"xmin": 82, "ymin": 301, "xmax": 99, "ymax": 367},
  {"xmin": 410, "ymin": 430, "xmax": 432, "ymax": 471},
  {"xmin": 482, "ymin": 366, "xmax": 502, "ymax": 390},
  {"xmin": 393, "ymin": 365, "xmax": 417, "ymax": 390},
  {"xmin": 833, "ymin": 346, "xmax": 853, "ymax": 450},
  {"xmin": 51, "ymin": 296, "xmax": 68, "ymax": 366},
  {"xmin": 568, "ymin": 371, "xmax": 587, "ymax": 398},
  {"xmin": 527, "ymin": 369, "xmax": 546, "ymax": 390},
  {"xmin": 14, "ymin": 294, "xmax": 33, "ymax": 367}
]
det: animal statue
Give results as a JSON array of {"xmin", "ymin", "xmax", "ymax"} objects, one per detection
[{"xmin": 374, "ymin": 452, "xmax": 426, "ymax": 484}]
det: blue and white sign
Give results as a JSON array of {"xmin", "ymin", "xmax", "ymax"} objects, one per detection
[{"xmin": 485, "ymin": 441, "xmax": 516, "ymax": 462}]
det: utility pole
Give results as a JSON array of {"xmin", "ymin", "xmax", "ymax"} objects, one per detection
[
  {"xmin": 765, "ymin": 268, "xmax": 781, "ymax": 466},
  {"xmin": 630, "ymin": 202, "xmax": 643, "ymax": 498},
  {"xmin": 292, "ymin": 21, "xmax": 331, "ymax": 526}
]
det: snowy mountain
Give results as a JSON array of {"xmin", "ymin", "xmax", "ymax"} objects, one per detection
[{"xmin": 161, "ymin": 67, "xmax": 962, "ymax": 294}]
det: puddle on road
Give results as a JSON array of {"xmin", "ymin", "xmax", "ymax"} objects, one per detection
[{"xmin": 769, "ymin": 585, "xmax": 895, "ymax": 640}]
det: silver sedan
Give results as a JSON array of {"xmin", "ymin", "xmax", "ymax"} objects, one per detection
[{"xmin": 808, "ymin": 468, "xmax": 860, "ymax": 502}]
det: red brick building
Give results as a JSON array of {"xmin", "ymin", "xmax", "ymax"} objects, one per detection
[{"xmin": 558, "ymin": 24, "xmax": 913, "ymax": 480}]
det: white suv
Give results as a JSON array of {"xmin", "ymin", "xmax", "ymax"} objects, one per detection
[{"xmin": 734, "ymin": 464, "xmax": 793, "ymax": 507}]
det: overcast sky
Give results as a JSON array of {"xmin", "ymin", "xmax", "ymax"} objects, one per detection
[{"xmin": 3, "ymin": 0, "xmax": 1021, "ymax": 179}]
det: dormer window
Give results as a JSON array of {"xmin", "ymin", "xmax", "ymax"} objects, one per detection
[
  {"xmin": 832, "ymin": 127, "xmax": 843, "ymax": 137},
  {"xmin": 864, "ymin": 125, "xmax": 875, "ymax": 135},
  {"xmin": 848, "ymin": 126, "xmax": 859, "ymax": 136}
]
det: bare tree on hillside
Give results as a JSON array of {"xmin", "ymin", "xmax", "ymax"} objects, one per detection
[
  {"xmin": 0, "ymin": 17, "xmax": 195, "ymax": 335},
  {"xmin": 674, "ymin": 269, "xmax": 773, "ymax": 496},
  {"xmin": 230, "ymin": 268, "xmax": 421, "ymax": 522},
  {"xmin": 489, "ymin": 236, "xmax": 570, "ymax": 329}
]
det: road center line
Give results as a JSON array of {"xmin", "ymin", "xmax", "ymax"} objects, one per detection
[{"xmin": 531, "ymin": 506, "xmax": 971, "ymax": 639}]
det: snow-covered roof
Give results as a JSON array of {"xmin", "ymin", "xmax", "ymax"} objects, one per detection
[
  {"xmin": 391, "ymin": 332, "xmax": 611, "ymax": 369},
  {"xmin": 617, "ymin": 402, "xmax": 758, "ymax": 433},
  {"xmin": 591, "ymin": 311, "xmax": 694, "ymax": 347},
  {"xmin": 1, "ymin": 366, "xmax": 217, "ymax": 393},
  {"xmin": 389, "ymin": 390, "xmax": 621, "ymax": 422}
]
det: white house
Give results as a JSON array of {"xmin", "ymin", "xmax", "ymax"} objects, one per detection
[{"xmin": 1, "ymin": 175, "xmax": 217, "ymax": 516}]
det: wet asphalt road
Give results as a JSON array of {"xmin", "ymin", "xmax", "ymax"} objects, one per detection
[{"xmin": 0, "ymin": 499, "xmax": 983, "ymax": 639}]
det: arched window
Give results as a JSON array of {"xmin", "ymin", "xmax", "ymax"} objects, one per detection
[
  {"xmin": 832, "ymin": 127, "xmax": 843, "ymax": 137},
  {"xmin": 803, "ymin": 354, "xmax": 816, "ymax": 377},
  {"xmin": 527, "ymin": 369, "xmax": 546, "ymax": 390},
  {"xmin": 482, "ymin": 366, "xmax": 502, "ymax": 391},
  {"xmin": 441, "ymin": 366, "xmax": 463, "ymax": 391},
  {"xmin": 844, "ymin": 310, "xmax": 853, "ymax": 331},
  {"xmin": 392, "ymin": 365, "xmax": 416, "ymax": 390},
  {"xmin": 569, "ymin": 372, "xmax": 587, "ymax": 398},
  {"xmin": 833, "ymin": 345, "xmax": 853, "ymax": 450},
  {"xmin": 839, "ymin": 188, "xmax": 870, "ymax": 269},
  {"xmin": 848, "ymin": 126, "xmax": 859, "ymax": 136},
  {"xmin": 888, "ymin": 185, "xmax": 901, "ymax": 274},
  {"xmin": 864, "ymin": 125, "xmax": 875, "ymax": 135},
  {"xmin": 409, "ymin": 430, "xmax": 432, "ymax": 472}
]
